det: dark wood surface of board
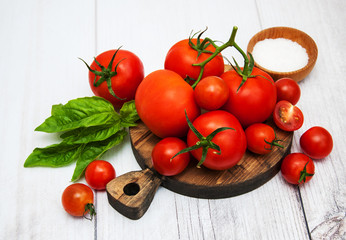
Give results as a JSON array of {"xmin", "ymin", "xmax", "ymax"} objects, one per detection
[{"xmin": 129, "ymin": 117, "xmax": 293, "ymax": 199}]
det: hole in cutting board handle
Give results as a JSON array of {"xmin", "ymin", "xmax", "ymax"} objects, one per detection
[
  {"xmin": 106, "ymin": 168, "xmax": 162, "ymax": 220},
  {"xmin": 123, "ymin": 182, "xmax": 140, "ymax": 196}
]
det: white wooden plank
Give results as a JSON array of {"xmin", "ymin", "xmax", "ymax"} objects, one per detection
[
  {"xmin": 256, "ymin": 0, "xmax": 346, "ymax": 239},
  {"xmin": 0, "ymin": 0, "xmax": 96, "ymax": 239}
]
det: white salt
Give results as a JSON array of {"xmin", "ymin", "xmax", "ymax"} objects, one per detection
[{"xmin": 252, "ymin": 38, "xmax": 309, "ymax": 72}]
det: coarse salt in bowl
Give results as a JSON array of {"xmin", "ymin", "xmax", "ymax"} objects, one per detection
[{"xmin": 247, "ymin": 27, "xmax": 318, "ymax": 82}]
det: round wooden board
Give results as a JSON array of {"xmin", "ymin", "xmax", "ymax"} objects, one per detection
[{"xmin": 129, "ymin": 117, "xmax": 293, "ymax": 199}]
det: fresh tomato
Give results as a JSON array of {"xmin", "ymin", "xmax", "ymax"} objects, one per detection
[
  {"xmin": 187, "ymin": 110, "xmax": 247, "ymax": 170},
  {"xmin": 85, "ymin": 160, "xmax": 116, "ymax": 190},
  {"xmin": 220, "ymin": 67, "xmax": 277, "ymax": 128},
  {"xmin": 194, "ymin": 76, "xmax": 229, "ymax": 110},
  {"xmin": 164, "ymin": 38, "xmax": 224, "ymax": 83},
  {"xmin": 275, "ymin": 78, "xmax": 301, "ymax": 105},
  {"xmin": 300, "ymin": 126, "xmax": 333, "ymax": 159},
  {"xmin": 281, "ymin": 153, "xmax": 315, "ymax": 185},
  {"xmin": 135, "ymin": 69, "xmax": 200, "ymax": 138},
  {"xmin": 82, "ymin": 48, "xmax": 144, "ymax": 109},
  {"xmin": 273, "ymin": 100, "xmax": 304, "ymax": 131},
  {"xmin": 151, "ymin": 137, "xmax": 190, "ymax": 176},
  {"xmin": 61, "ymin": 183, "xmax": 96, "ymax": 220},
  {"xmin": 245, "ymin": 123, "xmax": 283, "ymax": 155}
]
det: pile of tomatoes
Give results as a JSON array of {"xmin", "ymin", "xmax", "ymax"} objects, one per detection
[{"xmin": 62, "ymin": 28, "xmax": 333, "ymax": 219}]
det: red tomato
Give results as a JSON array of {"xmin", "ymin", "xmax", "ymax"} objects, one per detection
[
  {"xmin": 151, "ymin": 137, "xmax": 190, "ymax": 176},
  {"xmin": 273, "ymin": 100, "xmax": 304, "ymax": 131},
  {"xmin": 300, "ymin": 126, "xmax": 333, "ymax": 159},
  {"xmin": 86, "ymin": 49, "xmax": 144, "ymax": 109},
  {"xmin": 275, "ymin": 78, "xmax": 301, "ymax": 105},
  {"xmin": 187, "ymin": 110, "xmax": 247, "ymax": 170},
  {"xmin": 135, "ymin": 69, "xmax": 200, "ymax": 138},
  {"xmin": 281, "ymin": 153, "xmax": 315, "ymax": 185},
  {"xmin": 164, "ymin": 38, "xmax": 224, "ymax": 83},
  {"xmin": 245, "ymin": 123, "xmax": 283, "ymax": 154},
  {"xmin": 85, "ymin": 160, "xmax": 116, "ymax": 190},
  {"xmin": 221, "ymin": 67, "xmax": 277, "ymax": 128},
  {"xmin": 61, "ymin": 183, "xmax": 96, "ymax": 219},
  {"xmin": 194, "ymin": 76, "xmax": 229, "ymax": 110}
]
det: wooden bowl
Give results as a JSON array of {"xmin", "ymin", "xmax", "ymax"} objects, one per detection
[{"xmin": 247, "ymin": 27, "xmax": 318, "ymax": 82}]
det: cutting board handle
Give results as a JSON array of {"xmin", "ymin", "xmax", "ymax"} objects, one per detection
[{"xmin": 106, "ymin": 168, "xmax": 162, "ymax": 220}]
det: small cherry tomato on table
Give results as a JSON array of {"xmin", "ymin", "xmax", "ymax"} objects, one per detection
[
  {"xmin": 61, "ymin": 183, "xmax": 96, "ymax": 220},
  {"xmin": 194, "ymin": 76, "xmax": 229, "ymax": 111},
  {"xmin": 151, "ymin": 137, "xmax": 190, "ymax": 176},
  {"xmin": 300, "ymin": 126, "xmax": 333, "ymax": 159},
  {"xmin": 280, "ymin": 153, "xmax": 315, "ymax": 185},
  {"xmin": 275, "ymin": 78, "xmax": 301, "ymax": 105},
  {"xmin": 273, "ymin": 100, "xmax": 304, "ymax": 131},
  {"xmin": 245, "ymin": 123, "xmax": 283, "ymax": 155},
  {"xmin": 85, "ymin": 160, "xmax": 116, "ymax": 190}
]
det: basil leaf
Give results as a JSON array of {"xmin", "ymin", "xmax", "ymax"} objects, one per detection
[
  {"xmin": 24, "ymin": 143, "xmax": 82, "ymax": 168},
  {"xmin": 35, "ymin": 96, "xmax": 117, "ymax": 133},
  {"xmin": 71, "ymin": 130, "xmax": 127, "ymax": 181},
  {"xmin": 119, "ymin": 100, "xmax": 140, "ymax": 127},
  {"xmin": 62, "ymin": 121, "xmax": 121, "ymax": 144}
]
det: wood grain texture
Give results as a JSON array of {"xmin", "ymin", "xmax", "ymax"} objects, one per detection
[{"xmin": 130, "ymin": 118, "xmax": 293, "ymax": 199}]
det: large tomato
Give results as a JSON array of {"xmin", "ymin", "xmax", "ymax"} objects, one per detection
[
  {"xmin": 187, "ymin": 110, "xmax": 247, "ymax": 170},
  {"xmin": 164, "ymin": 38, "xmax": 224, "ymax": 83},
  {"xmin": 221, "ymin": 67, "xmax": 277, "ymax": 128},
  {"xmin": 135, "ymin": 69, "xmax": 200, "ymax": 138},
  {"xmin": 86, "ymin": 49, "xmax": 144, "ymax": 109}
]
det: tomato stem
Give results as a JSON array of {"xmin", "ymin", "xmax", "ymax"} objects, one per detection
[
  {"xmin": 190, "ymin": 26, "xmax": 252, "ymax": 89},
  {"xmin": 170, "ymin": 111, "xmax": 234, "ymax": 167},
  {"xmin": 298, "ymin": 160, "xmax": 314, "ymax": 184},
  {"xmin": 83, "ymin": 203, "xmax": 96, "ymax": 221},
  {"xmin": 79, "ymin": 47, "xmax": 126, "ymax": 100}
]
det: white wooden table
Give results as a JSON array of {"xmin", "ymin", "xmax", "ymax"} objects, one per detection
[{"xmin": 1, "ymin": 0, "xmax": 345, "ymax": 239}]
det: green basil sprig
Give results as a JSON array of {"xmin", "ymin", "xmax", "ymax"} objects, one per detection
[{"xmin": 24, "ymin": 97, "xmax": 139, "ymax": 181}]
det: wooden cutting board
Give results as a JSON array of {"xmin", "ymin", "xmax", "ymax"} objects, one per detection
[{"xmin": 106, "ymin": 117, "xmax": 293, "ymax": 220}]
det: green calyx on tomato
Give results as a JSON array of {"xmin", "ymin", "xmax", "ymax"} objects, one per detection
[
  {"xmin": 171, "ymin": 111, "xmax": 234, "ymax": 167},
  {"xmin": 190, "ymin": 26, "xmax": 257, "ymax": 90},
  {"xmin": 79, "ymin": 47, "xmax": 125, "ymax": 100},
  {"xmin": 298, "ymin": 160, "xmax": 315, "ymax": 184},
  {"xmin": 188, "ymin": 27, "xmax": 214, "ymax": 58},
  {"xmin": 84, "ymin": 203, "xmax": 96, "ymax": 221},
  {"xmin": 264, "ymin": 130, "xmax": 284, "ymax": 151}
]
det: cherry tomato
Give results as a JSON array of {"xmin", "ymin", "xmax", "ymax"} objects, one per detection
[
  {"xmin": 135, "ymin": 69, "xmax": 200, "ymax": 138},
  {"xmin": 187, "ymin": 110, "xmax": 247, "ymax": 170},
  {"xmin": 85, "ymin": 49, "xmax": 144, "ymax": 109},
  {"xmin": 245, "ymin": 123, "xmax": 283, "ymax": 155},
  {"xmin": 273, "ymin": 100, "xmax": 304, "ymax": 131},
  {"xmin": 61, "ymin": 183, "xmax": 96, "ymax": 219},
  {"xmin": 300, "ymin": 126, "xmax": 333, "ymax": 159},
  {"xmin": 221, "ymin": 67, "xmax": 277, "ymax": 128},
  {"xmin": 194, "ymin": 76, "xmax": 229, "ymax": 110},
  {"xmin": 275, "ymin": 78, "xmax": 301, "ymax": 105},
  {"xmin": 164, "ymin": 38, "xmax": 224, "ymax": 83},
  {"xmin": 85, "ymin": 160, "xmax": 116, "ymax": 190},
  {"xmin": 151, "ymin": 137, "xmax": 190, "ymax": 176},
  {"xmin": 281, "ymin": 153, "xmax": 315, "ymax": 185}
]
